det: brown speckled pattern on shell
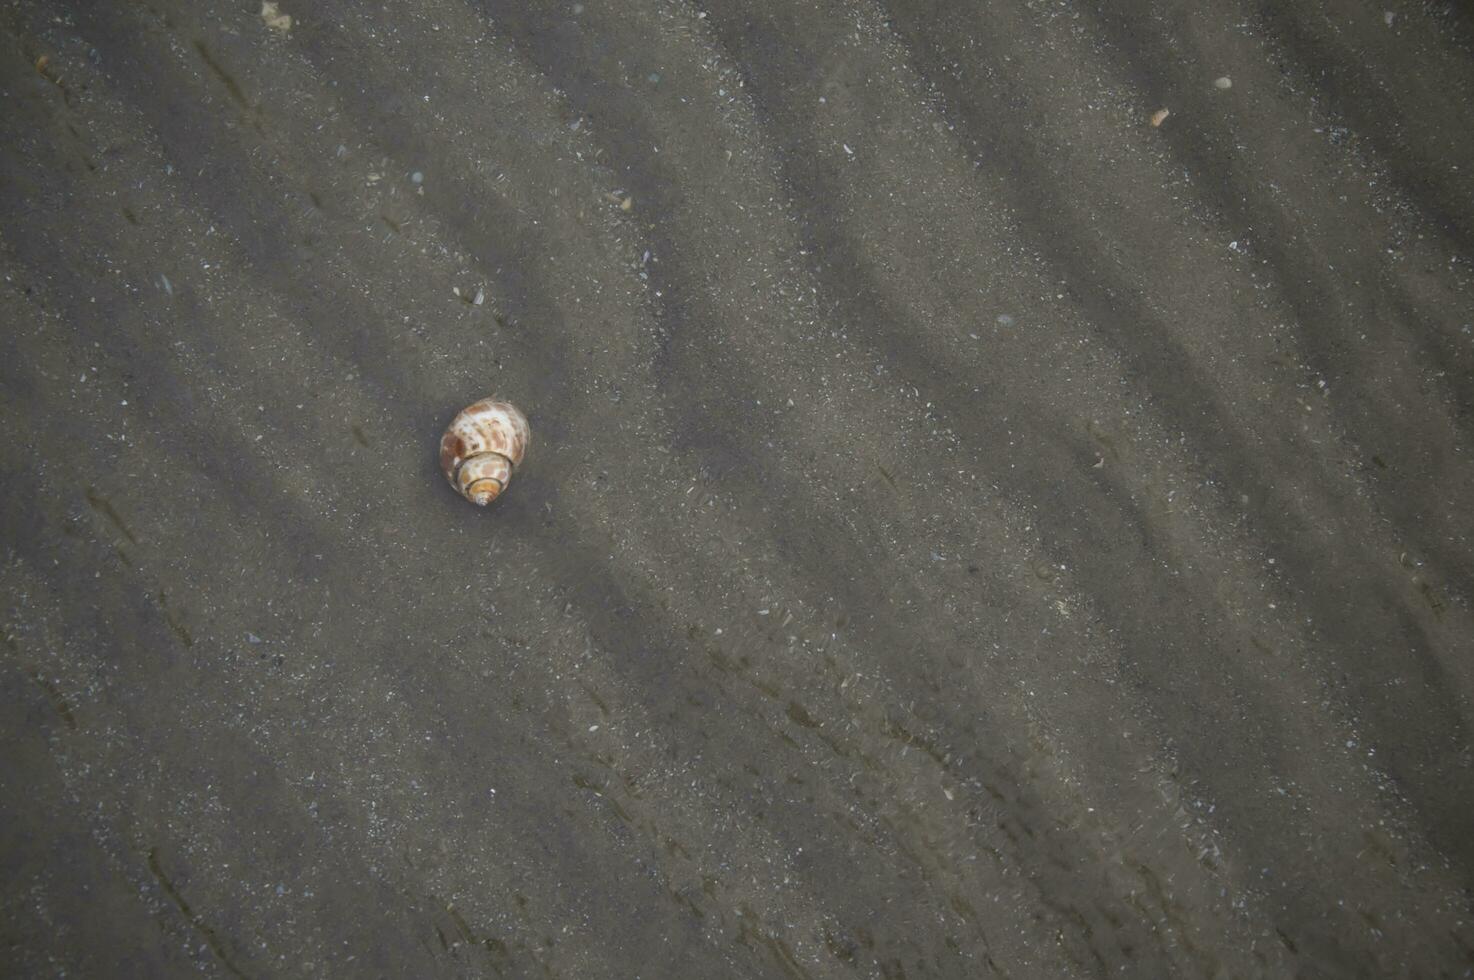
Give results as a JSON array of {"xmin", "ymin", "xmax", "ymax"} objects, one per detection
[{"xmin": 440, "ymin": 399, "xmax": 530, "ymax": 505}]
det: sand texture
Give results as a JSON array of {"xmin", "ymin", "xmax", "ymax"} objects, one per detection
[{"xmin": 2, "ymin": 0, "xmax": 1473, "ymax": 976}]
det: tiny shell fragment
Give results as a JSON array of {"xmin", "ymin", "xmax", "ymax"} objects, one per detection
[
  {"xmin": 1150, "ymin": 108, "xmax": 1171, "ymax": 127},
  {"xmin": 261, "ymin": 1, "xmax": 292, "ymax": 32}
]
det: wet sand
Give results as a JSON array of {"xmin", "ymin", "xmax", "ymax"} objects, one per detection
[{"xmin": 2, "ymin": 0, "xmax": 1472, "ymax": 976}]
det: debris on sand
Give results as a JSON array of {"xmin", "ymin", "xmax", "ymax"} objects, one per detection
[
  {"xmin": 1214, "ymin": 76, "xmax": 1233, "ymax": 90},
  {"xmin": 261, "ymin": 2, "xmax": 292, "ymax": 34},
  {"xmin": 1150, "ymin": 107, "xmax": 1170, "ymax": 127}
]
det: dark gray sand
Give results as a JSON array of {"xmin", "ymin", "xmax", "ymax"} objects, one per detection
[{"xmin": 2, "ymin": 1, "xmax": 1472, "ymax": 976}]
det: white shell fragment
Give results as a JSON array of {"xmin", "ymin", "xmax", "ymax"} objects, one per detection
[{"xmin": 439, "ymin": 399, "xmax": 530, "ymax": 506}]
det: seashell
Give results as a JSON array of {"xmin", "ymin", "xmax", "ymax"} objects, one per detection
[{"xmin": 440, "ymin": 399, "xmax": 530, "ymax": 506}]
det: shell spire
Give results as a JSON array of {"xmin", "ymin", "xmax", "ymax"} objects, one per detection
[{"xmin": 439, "ymin": 399, "xmax": 530, "ymax": 506}]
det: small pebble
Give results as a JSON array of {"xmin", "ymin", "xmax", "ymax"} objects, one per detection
[
  {"xmin": 1150, "ymin": 108, "xmax": 1170, "ymax": 127},
  {"xmin": 996, "ymin": 313, "xmax": 1015, "ymax": 327},
  {"xmin": 1214, "ymin": 76, "xmax": 1232, "ymax": 90},
  {"xmin": 410, "ymin": 171, "xmax": 424, "ymax": 184}
]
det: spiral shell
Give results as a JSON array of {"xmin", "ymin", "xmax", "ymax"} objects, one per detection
[{"xmin": 440, "ymin": 399, "xmax": 530, "ymax": 506}]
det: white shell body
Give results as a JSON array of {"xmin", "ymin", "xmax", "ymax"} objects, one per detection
[{"xmin": 440, "ymin": 399, "xmax": 530, "ymax": 506}]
